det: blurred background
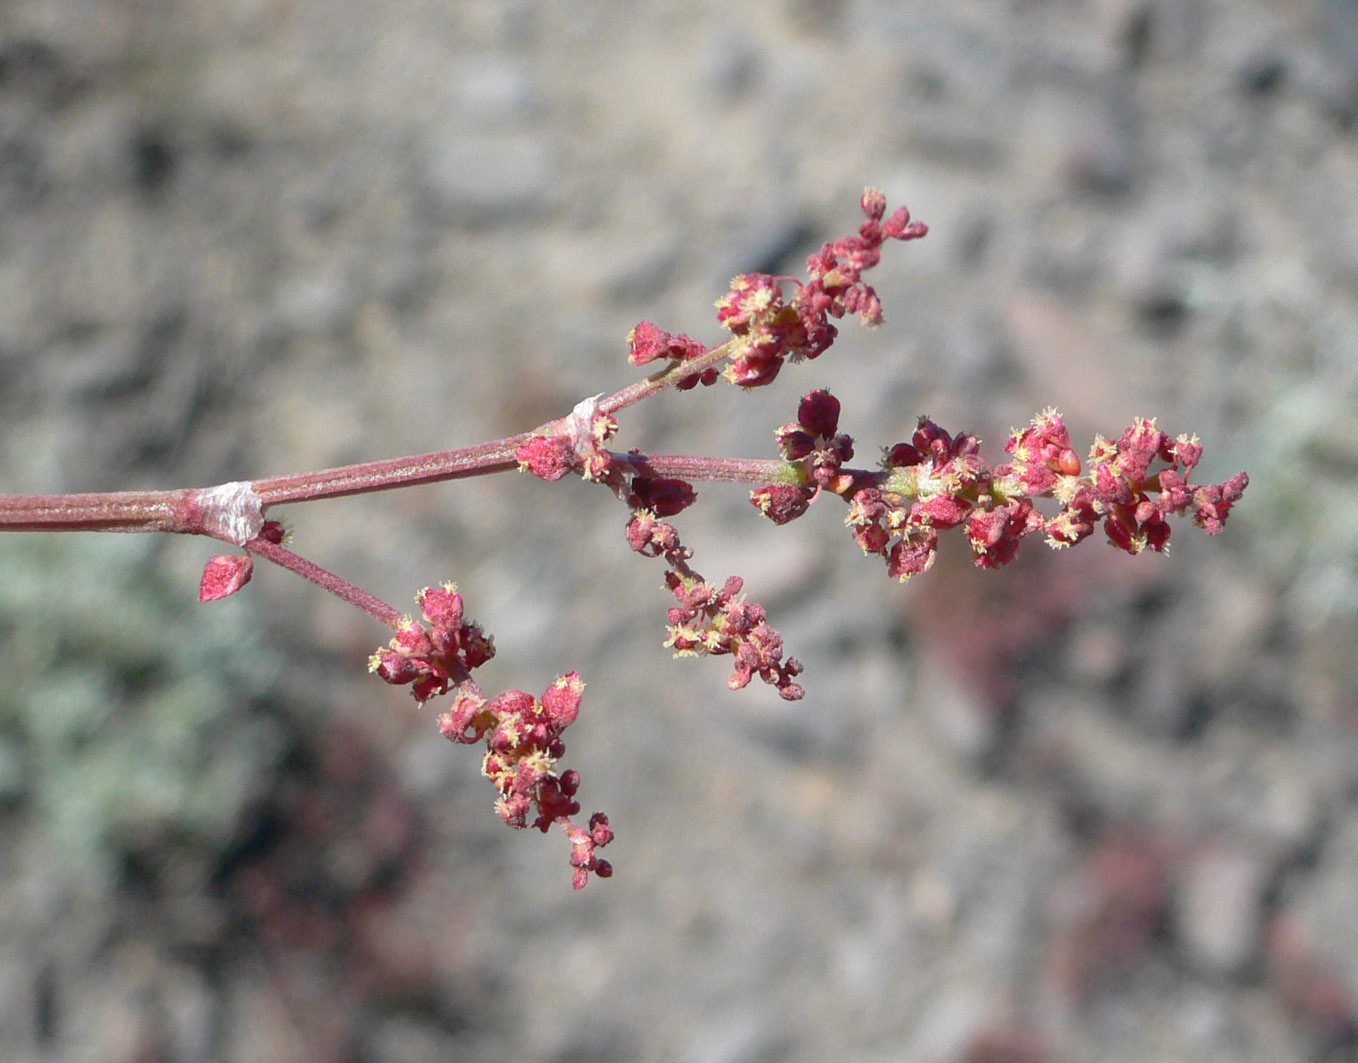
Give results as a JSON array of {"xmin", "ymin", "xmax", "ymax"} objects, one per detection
[{"xmin": 1, "ymin": 1, "xmax": 1356, "ymax": 1060}]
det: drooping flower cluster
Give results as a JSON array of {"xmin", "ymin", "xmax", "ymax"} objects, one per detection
[
  {"xmin": 666, "ymin": 573, "xmax": 805, "ymax": 700},
  {"xmin": 626, "ymin": 508, "xmax": 805, "ymax": 701},
  {"xmin": 437, "ymin": 674, "xmax": 613, "ymax": 889},
  {"xmin": 514, "ymin": 389, "xmax": 808, "ymax": 702},
  {"xmin": 369, "ymin": 584, "xmax": 611, "ymax": 887},
  {"xmin": 714, "ymin": 189, "xmax": 928, "ymax": 387}
]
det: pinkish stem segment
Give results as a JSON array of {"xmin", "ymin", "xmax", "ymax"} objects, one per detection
[
  {"xmin": 612, "ymin": 452, "xmax": 802, "ymax": 486},
  {"xmin": 0, "ymin": 340, "xmax": 742, "ymax": 534},
  {"xmin": 0, "ymin": 487, "xmax": 194, "ymax": 534},
  {"xmin": 244, "ymin": 536, "xmax": 405, "ymax": 628}
]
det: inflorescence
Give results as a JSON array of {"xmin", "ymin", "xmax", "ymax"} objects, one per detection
[{"xmin": 0, "ymin": 190, "xmax": 1248, "ymax": 889}]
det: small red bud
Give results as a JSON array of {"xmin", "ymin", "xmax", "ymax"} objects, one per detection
[
  {"xmin": 797, "ymin": 389, "xmax": 841, "ymax": 439},
  {"xmin": 418, "ymin": 583, "xmax": 464, "ymax": 627},
  {"xmin": 589, "ymin": 812, "xmax": 614, "ymax": 846},
  {"xmin": 627, "ymin": 320, "xmax": 671, "ymax": 366},
  {"xmin": 750, "ymin": 484, "xmax": 813, "ymax": 525},
  {"xmin": 860, "ymin": 187, "xmax": 887, "ymax": 220},
  {"xmin": 542, "ymin": 671, "xmax": 585, "ymax": 730},
  {"xmin": 628, "ymin": 320, "xmax": 708, "ymax": 368},
  {"xmin": 883, "ymin": 442, "xmax": 923, "ymax": 468},
  {"xmin": 259, "ymin": 520, "xmax": 286, "ymax": 544},
  {"xmin": 631, "ymin": 476, "xmax": 697, "ymax": 517},
  {"xmin": 516, "ymin": 435, "xmax": 577, "ymax": 481}
]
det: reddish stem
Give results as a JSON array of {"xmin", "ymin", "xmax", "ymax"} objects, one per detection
[
  {"xmin": 613, "ymin": 452, "xmax": 794, "ymax": 485},
  {"xmin": 251, "ymin": 438, "xmax": 527, "ymax": 507},
  {"xmin": 598, "ymin": 340, "xmax": 736, "ymax": 417},
  {"xmin": 249, "ymin": 341, "xmax": 740, "ymax": 507},
  {"xmin": 245, "ymin": 536, "xmax": 405, "ymax": 628},
  {"xmin": 0, "ymin": 341, "xmax": 742, "ymax": 533},
  {"xmin": 614, "ymin": 453, "xmax": 893, "ymax": 496},
  {"xmin": 0, "ymin": 487, "xmax": 200, "ymax": 534}
]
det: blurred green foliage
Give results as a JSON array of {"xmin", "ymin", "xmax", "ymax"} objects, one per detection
[{"xmin": 0, "ymin": 534, "xmax": 286, "ymax": 889}]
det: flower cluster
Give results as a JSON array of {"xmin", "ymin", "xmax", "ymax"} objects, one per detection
[
  {"xmin": 747, "ymin": 397, "xmax": 1249, "ymax": 584},
  {"xmin": 369, "ymin": 583, "xmax": 495, "ymax": 703},
  {"xmin": 847, "ymin": 415, "xmax": 1007, "ymax": 579},
  {"xmin": 369, "ymin": 584, "xmax": 610, "ymax": 887},
  {"xmin": 516, "ymin": 396, "xmax": 620, "ymax": 483},
  {"xmin": 165, "ymin": 190, "xmax": 1256, "ymax": 890},
  {"xmin": 627, "ymin": 319, "xmax": 717, "ymax": 390},
  {"xmin": 666, "ymin": 573, "xmax": 805, "ymax": 700},
  {"xmin": 842, "ymin": 407, "xmax": 1247, "ymax": 581},
  {"xmin": 626, "ymin": 508, "xmax": 805, "ymax": 700},
  {"xmin": 437, "ymin": 674, "xmax": 613, "ymax": 889},
  {"xmin": 750, "ymin": 388, "xmax": 857, "ymax": 526},
  {"xmin": 714, "ymin": 189, "xmax": 928, "ymax": 387},
  {"xmin": 1031, "ymin": 414, "xmax": 1250, "ymax": 554}
]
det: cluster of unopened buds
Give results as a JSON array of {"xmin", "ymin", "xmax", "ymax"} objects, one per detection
[{"xmin": 0, "ymin": 190, "xmax": 1248, "ymax": 888}]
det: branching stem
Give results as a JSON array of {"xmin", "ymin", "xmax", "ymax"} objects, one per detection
[{"xmin": 0, "ymin": 341, "xmax": 743, "ymax": 533}]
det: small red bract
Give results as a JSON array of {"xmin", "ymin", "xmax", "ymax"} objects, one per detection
[{"xmin": 198, "ymin": 554, "xmax": 253, "ymax": 602}]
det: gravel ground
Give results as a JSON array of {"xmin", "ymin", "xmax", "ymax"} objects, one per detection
[{"xmin": 2, "ymin": 1, "xmax": 1357, "ymax": 1061}]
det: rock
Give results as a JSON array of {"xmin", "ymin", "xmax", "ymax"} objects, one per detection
[
  {"xmin": 421, "ymin": 131, "xmax": 557, "ymax": 224},
  {"xmin": 1174, "ymin": 845, "xmax": 1270, "ymax": 980}
]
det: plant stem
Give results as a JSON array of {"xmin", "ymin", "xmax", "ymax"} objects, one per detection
[
  {"xmin": 0, "ymin": 340, "xmax": 744, "ymax": 533},
  {"xmin": 251, "ymin": 437, "xmax": 527, "ymax": 506},
  {"xmin": 612, "ymin": 452, "xmax": 795, "ymax": 485},
  {"xmin": 249, "ymin": 341, "xmax": 742, "ymax": 507},
  {"xmin": 598, "ymin": 340, "xmax": 737, "ymax": 417},
  {"xmin": 246, "ymin": 536, "xmax": 405, "ymax": 628},
  {"xmin": 0, "ymin": 487, "xmax": 195, "ymax": 534}
]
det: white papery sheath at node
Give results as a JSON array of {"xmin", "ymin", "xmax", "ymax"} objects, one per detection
[
  {"xmin": 566, "ymin": 394, "xmax": 606, "ymax": 460},
  {"xmin": 195, "ymin": 481, "xmax": 265, "ymax": 546}
]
